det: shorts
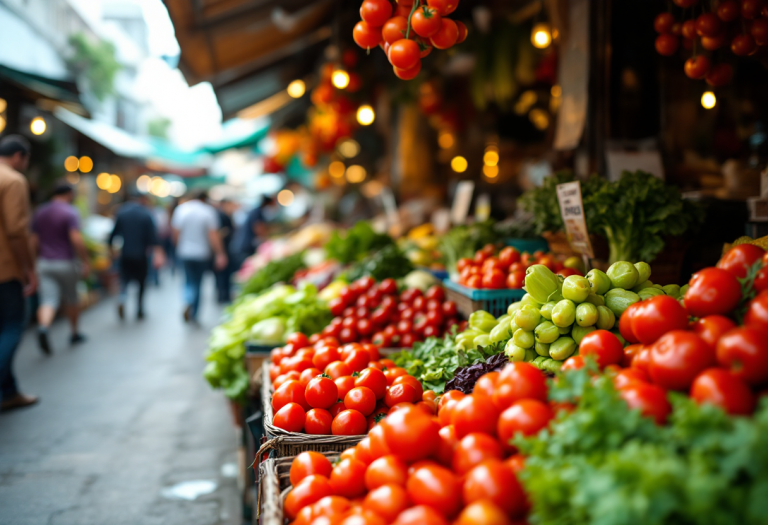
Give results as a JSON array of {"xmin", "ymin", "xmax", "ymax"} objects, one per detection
[{"xmin": 37, "ymin": 259, "xmax": 79, "ymax": 308}]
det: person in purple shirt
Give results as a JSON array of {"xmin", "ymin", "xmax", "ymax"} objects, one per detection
[{"xmin": 31, "ymin": 184, "xmax": 90, "ymax": 354}]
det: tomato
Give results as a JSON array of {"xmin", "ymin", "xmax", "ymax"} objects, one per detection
[
  {"xmin": 304, "ymin": 408, "xmax": 333, "ymax": 435},
  {"xmin": 482, "ymin": 269, "xmax": 507, "ymax": 289},
  {"xmin": 745, "ymin": 291, "xmax": 768, "ymax": 329},
  {"xmin": 684, "ymin": 55, "xmax": 711, "ymax": 79},
  {"xmin": 717, "ymin": 0, "xmax": 740, "ymax": 21},
  {"xmin": 753, "ymin": 266, "xmax": 768, "ymax": 294},
  {"xmin": 473, "ymin": 371, "xmax": 499, "ymax": 399},
  {"xmin": 360, "ymin": 0, "xmax": 393, "ymax": 27},
  {"xmin": 612, "ymin": 368, "xmax": 649, "ymax": 390},
  {"xmin": 631, "ymin": 346, "xmax": 651, "ymax": 374},
  {"xmin": 406, "ymin": 463, "xmax": 462, "ymax": 517},
  {"xmin": 438, "ymin": 389, "xmax": 465, "ymax": 410},
  {"xmin": 466, "ymin": 275, "xmax": 482, "ymax": 288},
  {"xmin": 562, "ymin": 355, "xmax": 586, "ymax": 371},
  {"xmin": 701, "ymin": 34, "xmax": 728, "ymax": 51},
  {"xmin": 344, "ymin": 349, "xmax": 371, "ymax": 372},
  {"xmin": 313, "ymin": 495, "xmax": 351, "ymax": 518},
  {"xmin": 433, "ymin": 424, "xmax": 457, "ymax": 466},
  {"xmin": 718, "ymin": 244, "xmax": 765, "ymax": 279},
  {"xmin": 353, "ymin": 21, "xmax": 382, "ymax": 49},
  {"xmin": 356, "ymin": 276, "xmax": 376, "ymax": 292},
  {"xmin": 655, "ymin": 34, "xmax": 679, "ymax": 56},
  {"xmin": 273, "ymin": 380, "xmax": 310, "ymax": 412},
  {"xmin": 385, "ymin": 382, "xmax": 420, "ymax": 407},
  {"xmin": 382, "ymin": 405, "xmax": 440, "ymax": 462},
  {"xmin": 273, "ymin": 402, "xmax": 305, "ymax": 432},
  {"xmin": 273, "ymin": 371, "xmax": 300, "ymax": 390},
  {"xmin": 741, "ymin": 0, "xmax": 764, "ymax": 18},
  {"xmin": 632, "ymin": 295, "xmax": 689, "ymax": 345},
  {"xmin": 732, "ymin": 34, "xmax": 757, "ymax": 55},
  {"xmin": 392, "ymin": 505, "xmax": 450, "ymax": 525},
  {"xmin": 618, "ymin": 302, "xmax": 642, "ymax": 343},
  {"xmin": 455, "ymin": 21, "xmax": 468, "ymax": 43},
  {"xmin": 691, "ymin": 368, "xmax": 756, "ymax": 415},
  {"xmin": 452, "ymin": 394, "xmax": 499, "ymax": 438},
  {"xmin": 620, "ymin": 344, "xmax": 641, "ymax": 367},
  {"xmin": 329, "ymin": 401, "xmax": 346, "ymax": 418},
  {"xmin": 507, "ymin": 270, "xmax": 526, "ymax": 289},
  {"xmin": 681, "ymin": 19, "xmax": 697, "ymax": 39},
  {"xmin": 287, "ymin": 332, "xmax": 309, "ymax": 350},
  {"xmin": 716, "ymin": 326, "xmax": 768, "ymax": 386},
  {"xmin": 388, "ymin": 38, "xmax": 420, "ymax": 69},
  {"xmin": 692, "ymin": 315, "xmax": 736, "ymax": 350},
  {"xmin": 290, "ymin": 451, "xmax": 333, "ymax": 486},
  {"xmin": 463, "ymin": 459, "xmax": 527, "ymax": 518},
  {"xmin": 360, "ymin": 484, "xmax": 410, "ymax": 523},
  {"xmin": 505, "ymin": 454, "xmax": 526, "ymax": 474},
  {"xmin": 410, "ymin": 5, "xmax": 442, "ymax": 38},
  {"xmin": 284, "ymin": 474, "xmax": 334, "ymax": 519},
  {"xmin": 325, "ymin": 360, "xmax": 353, "ymax": 380},
  {"xmin": 364, "ymin": 454, "xmax": 409, "ymax": 490},
  {"xmin": 456, "ymin": 257, "xmax": 473, "ymax": 272},
  {"xmin": 371, "ymin": 331, "xmax": 391, "ymax": 348},
  {"xmin": 695, "ymin": 12, "xmax": 722, "ymax": 37},
  {"xmin": 579, "ymin": 330, "xmax": 624, "ymax": 368},
  {"xmin": 452, "ymin": 433, "xmax": 504, "ymax": 475},
  {"xmin": 426, "ymin": 0, "xmax": 457, "ymax": 15},
  {"xmin": 393, "ymin": 374, "xmax": 424, "ymax": 398},
  {"xmin": 393, "ymin": 60, "xmax": 421, "ymax": 80},
  {"xmin": 497, "ymin": 399, "xmax": 553, "ymax": 447},
  {"xmin": 355, "ymin": 368, "xmax": 387, "ymax": 400},
  {"xmin": 491, "ymin": 363, "xmax": 548, "ymax": 410},
  {"xmin": 654, "ymin": 12, "xmax": 676, "ymax": 33},
  {"xmin": 384, "ymin": 366, "xmax": 408, "ymax": 385},
  {"xmin": 356, "ymin": 318, "xmax": 374, "ymax": 336},
  {"xmin": 329, "ymin": 457, "xmax": 367, "ymax": 499},
  {"xmin": 753, "ymin": 18, "xmax": 768, "ymax": 45},
  {"xmin": 332, "ymin": 409, "xmax": 368, "ymax": 435},
  {"xmin": 618, "ymin": 383, "xmax": 671, "ymax": 425},
  {"xmin": 430, "ymin": 18, "xmax": 459, "ymax": 49},
  {"xmin": 328, "ymin": 298, "xmax": 346, "ymax": 317},
  {"xmin": 365, "ymin": 423, "xmax": 391, "ymax": 460},
  {"xmin": 305, "ymin": 376, "xmax": 338, "ymax": 409},
  {"xmin": 684, "ymin": 267, "xmax": 742, "ymax": 317},
  {"xmin": 339, "ymin": 326, "xmax": 358, "ymax": 344},
  {"xmin": 313, "ymin": 346, "xmax": 341, "ymax": 371},
  {"xmin": 648, "ymin": 330, "xmax": 715, "ymax": 391},
  {"xmin": 345, "ymin": 386, "xmax": 377, "ymax": 416},
  {"xmin": 335, "ymin": 375, "xmax": 355, "ymax": 401}
]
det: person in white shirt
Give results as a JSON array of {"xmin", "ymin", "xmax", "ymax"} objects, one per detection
[{"xmin": 171, "ymin": 191, "xmax": 227, "ymax": 323}]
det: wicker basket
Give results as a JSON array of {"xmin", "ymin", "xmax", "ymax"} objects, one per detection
[
  {"xmin": 443, "ymin": 280, "xmax": 526, "ymax": 318},
  {"xmin": 259, "ymin": 361, "xmax": 366, "ymax": 458},
  {"xmin": 258, "ymin": 451, "xmax": 340, "ymax": 525}
]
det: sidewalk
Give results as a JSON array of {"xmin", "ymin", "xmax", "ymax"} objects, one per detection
[{"xmin": 0, "ymin": 273, "xmax": 241, "ymax": 525}]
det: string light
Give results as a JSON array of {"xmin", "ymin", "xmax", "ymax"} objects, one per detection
[
  {"xmin": 356, "ymin": 105, "xmax": 375, "ymax": 125},
  {"xmin": 96, "ymin": 173, "xmax": 111, "ymax": 190},
  {"xmin": 701, "ymin": 91, "xmax": 716, "ymax": 109},
  {"xmin": 64, "ymin": 156, "xmax": 79, "ymax": 172},
  {"xmin": 531, "ymin": 23, "xmax": 552, "ymax": 49},
  {"xmin": 79, "ymin": 156, "xmax": 93, "ymax": 173},
  {"xmin": 332, "ymin": 70, "xmax": 350, "ymax": 89},
  {"xmin": 287, "ymin": 80, "xmax": 306, "ymax": 98},
  {"xmin": 30, "ymin": 117, "xmax": 46, "ymax": 135},
  {"xmin": 451, "ymin": 156, "xmax": 468, "ymax": 173}
]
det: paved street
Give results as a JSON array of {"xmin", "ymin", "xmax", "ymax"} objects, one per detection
[{"xmin": 0, "ymin": 274, "xmax": 242, "ymax": 525}]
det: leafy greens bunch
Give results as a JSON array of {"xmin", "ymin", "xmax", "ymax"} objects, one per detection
[
  {"xmin": 324, "ymin": 222, "xmax": 394, "ymax": 264},
  {"xmin": 439, "ymin": 220, "xmax": 500, "ymax": 275},
  {"xmin": 517, "ymin": 368, "xmax": 768, "ymax": 525},
  {"xmin": 239, "ymin": 252, "xmax": 306, "ymax": 297},
  {"xmin": 344, "ymin": 244, "xmax": 414, "ymax": 282}
]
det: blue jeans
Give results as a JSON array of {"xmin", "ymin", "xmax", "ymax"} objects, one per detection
[
  {"xmin": 182, "ymin": 259, "xmax": 208, "ymax": 319},
  {"xmin": 0, "ymin": 280, "xmax": 25, "ymax": 403}
]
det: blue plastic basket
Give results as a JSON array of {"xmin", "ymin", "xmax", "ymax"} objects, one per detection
[
  {"xmin": 503, "ymin": 237, "xmax": 550, "ymax": 254},
  {"xmin": 443, "ymin": 279, "xmax": 526, "ymax": 318},
  {"xmin": 418, "ymin": 266, "xmax": 449, "ymax": 280},
  {"xmin": 245, "ymin": 341, "xmax": 278, "ymax": 355}
]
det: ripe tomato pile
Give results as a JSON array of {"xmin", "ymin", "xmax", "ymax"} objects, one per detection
[
  {"xmin": 654, "ymin": 0, "xmax": 768, "ymax": 86},
  {"xmin": 564, "ymin": 244, "xmax": 768, "ymax": 420},
  {"xmin": 269, "ymin": 332, "xmax": 440, "ymax": 434},
  {"xmin": 456, "ymin": 244, "xmax": 581, "ymax": 289},
  {"xmin": 353, "ymin": 0, "xmax": 468, "ymax": 80},
  {"xmin": 282, "ymin": 361, "xmax": 555, "ymax": 524},
  {"xmin": 325, "ymin": 277, "xmax": 461, "ymax": 348}
]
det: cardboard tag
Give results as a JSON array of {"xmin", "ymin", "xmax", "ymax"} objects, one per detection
[
  {"xmin": 451, "ymin": 181, "xmax": 475, "ymax": 225},
  {"xmin": 556, "ymin": 181, "xmax": 594, "ymax": 258},
  {"xmin": 475, "ymin": 193, "xmax": 491, "ymax": 222}
]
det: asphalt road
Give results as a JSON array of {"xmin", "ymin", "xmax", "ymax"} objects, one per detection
[{"xmin": 0, "ymin": 273, "xmax": 242, "ymax": 525}]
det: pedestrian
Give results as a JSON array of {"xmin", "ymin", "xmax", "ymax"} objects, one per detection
[
  {"xmin": 31, "ymin": 182, "xmax": 91, "ymax": 353},
  {"xmin": 231, "ymin": 195, "xmax": 277, "ymax": 264},
  {"xmin": 0, "ymin": 135, "xmax": 39, "ymax": 411},
  {"xmin": 214, "ymin": 199, "xmax": 234, "ymax": 303},
  {"xmin": 109, "ymin": 191, "xmax": 165, "ymax": 320},
  {"xmin": 171, "ymin": 190, "xmax": 227, "ymax": 323}
]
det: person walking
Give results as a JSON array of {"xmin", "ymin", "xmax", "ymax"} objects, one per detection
[
  {"xmin": 214, "ymin": 199, "xmax": 234, "ymax": 304},
  {"xmin": 0, "ymin": 135, "xmax": 38, "ymax": 411},
  {"xmin": 109, "ymin": 192, "xmax": 165, "ymax": 320},
  {"xmin": 31, "ymin": 183, "xmax": 90, "ymax": 354},
  {"xmin": 231, "ymin": 195, "xmax": 276, "ymax": 266},
  {"xmin": 171, "ymin": 190, "xmax": 227, "ymax": 323}
]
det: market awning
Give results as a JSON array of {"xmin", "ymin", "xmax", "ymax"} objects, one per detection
[
  {"xmin": 0, "ymin": 65, "xmax": 87, "ymax": 116},
  {"xmin": 201, "ymin": 117, "xmax": 271, "ymax": 154},
  {"xmin": 54, "ymin": 106, "xmax": 153, "ymax": 158}
]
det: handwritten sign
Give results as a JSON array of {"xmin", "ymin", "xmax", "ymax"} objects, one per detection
[{"xmin": 556, "ymin": 181, "xmax": 594, "ymax": 258}]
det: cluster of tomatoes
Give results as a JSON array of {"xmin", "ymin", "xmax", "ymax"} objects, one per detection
[
  {"xmin": 269, "ymin": 332, "xmax": 439, "ymax": 435},
  {"xmin": 353, "ymin": 0, "xmax": 467, "ymax": 80},
  {"xmin": 654, "ymin": 0, "xmax": 768, "ymax": 86},
  {"xmin": 282, "ymin": 360, "xmax": 562, "ymax": 525},
  {"xmin": 326, "ymin": 277, "xmax": 461, "ymax": 348},
  {"xmin": 456, "ymin": 244, "xmax": 580, "ymax": 290}
]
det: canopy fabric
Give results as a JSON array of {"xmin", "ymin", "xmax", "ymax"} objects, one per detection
[
  {"xmin": 201, "ymin": 117, "xmax": 271, "ymax": 154},
  {"xmin": 0, "ymin": 65, "xmax": 85, "ymax": 114},
  {"xmin": 54, "ymin": 106, "xmax": 154, "ymax": 158}
]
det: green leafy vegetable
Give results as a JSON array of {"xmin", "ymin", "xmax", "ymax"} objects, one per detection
[
  {"xmin": 239, "ymin": 252, "xmax": 306, "ymax": 297},
  {"xmin": 439, "ymin": 220, "xmax": 500, "ymax": 274},
  {"xmin": 324, "ymin": 222, "xmax": 394, "ymax": 264},
  {"xmin": 344, "ymin": 244, "xmax": 413, "ymax": 282}
]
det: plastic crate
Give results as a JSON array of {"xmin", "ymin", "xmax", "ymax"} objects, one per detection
[
  {"xmin": 443, "ymin": 279, "xmax": 526, "ymax": 318},
  {"xmin": 504, "ymin": 237, "xmax": 550, "ymax": 254},
  {"xmin": 417, "ymin": 266, "xmax": 449, "ymax": 281}
]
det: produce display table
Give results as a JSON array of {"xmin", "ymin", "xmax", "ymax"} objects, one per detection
[{"xmin": 443, "ymin": 279, "xmax": 526, "ymax": 317}]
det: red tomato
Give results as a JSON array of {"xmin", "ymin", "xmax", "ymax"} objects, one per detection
[
  {"xmin": 441, "ymin": 301, "xmax": 458, "ymax": 318},
  {"xmin": 424, "ymin": 285, "xmax": 445, "ymax": 302},
  {"xmin": 335, "ymin": 375, "xmax": 356, "ymax": 401},
  {"xmin": 313, "ymin": 495, "xmax": 351, "ymax": 518},
  {"xmin": 329, "ymin": 401, "xmax": 346, "ymax": 418},
  {"xmin": 273, "ymin": 370, "xmax": 299, "ymax": 390},
  {"xmin": 435, "ymin": 424, "xmax": 458, "ymax": 466},
  {"xmin": 632, "ymin": 295, "xmax": 689, "ymax": 345},
  {"xmin": 384, "ymin": 366, "xmax": 408, "ymax": 385},
  {"xmin": 579, "ymin": 330, "xmax": 624, "ymax": 368},
  {"xmin": 272, "ymin": 402, "xmax": 305, "ymax": 432},
  {"xmin": 691, "ymin": 368, "xmax": 756, "ymax": 415},
  {"xmin": 290, "ymin": 451, "xmax": 333, "ymax": 486},
  {"xmin": 284, "ymin": 475, "xmax": 334, "ymax": 519},
  {"xmin": 331, "ymin": 409, "xmax": 367, "ymax": 435},
  {"xmin": 365, "ymin": 454, "xmax": 409, "ymax": 490},
  {"xmin": 353, "ymin": 21, "xmax": 382, "ymax": 49},
  {"xmin": 339, "ymin": 326, "xmax": 358, "ymax": 344},
  {"xmin": 619, "ymin": 383, "xmax": 671, "ymax": 424},
  {"xmin": 355, "ymin": 368, "xmax": 387, "ymax": 399},
  {"xmin": 273, "ymin": 379, "xmax": 310, "ymax": 412},
  {"xmin": 742, "ymin": 0, "xmax": 765, "ymax": 18},
  {"xmin": 618, "ymin": 302, "xmax": 642, "ymax": 344},
  {"xmin": 400, "ymin": 333, "xmax": 417, "ymax": 347},
  {"xmin": 329, "ymin": 298, "xmax": 346, "ymax": 316},
  {"xmin": 388, "ymin": 39, "xmax": 420, "ymax": 69},
  {"xmin": 438, "ymin": 389, "xmax": 465, "ymax": 410},
  {"xmin": 363, "ymin": 484, "xmax": 411, "ymax": 522},
  {"xmin": 406, "ymin": 463, "xmax": 462, "ymax": 517},
  {"xmin": 497, "ymin": 399, "xmax": 554, "ymax": 446},
  {"xmin": 498, "ymin": 247, "xmax": 520, "ymax": 268},
  {"xmin": 716, "ymin": 326, "xmax": 768, "ymax": 386},
  {"xmin": 754, "ymin": 267, "xmax": 768, "ymax": 294},
  {"xmin": 329, "ymin": 458, "xmax": 368, "ymax": 500},
  {"xmin": 426, "ymin": 0, "xmax": 457, "ymax": 15},
  {"xmin": 429, "ymin": 18, "xmax": 459, "ymax": 49},
  {"xmin": 313, "ymin": 346, "xmax": 341, "ymax": 370},
  {"xmin": 613, "ymin": 368, "xmax": 649, "ymax": 390},
  {"xmin": 472, "ymin": 371, "xmax": 499, "ymax": 399},
  {"xmin": 717, "ymin": 244, "xmax": 765, "ymax": 278},
  {"xmin": 622, "ymin": 344, "xmax": 643, "ymax": 367},
  {"xmin": 325, "ymin": 360, "xmax": 353, "ymax": 380},
  {"xmin": 692, "ymin": 315, "xmax": 737, "ymax": 350},
  {"xmin": 287, "ymin": 332, "xmax": 309, "ymax": 350},
  {"xmin": 684, "ymin": 268, "xmax": 742, "ymax": 317},
  {"xmin": 717, "ymin": 0, "xmax": 740, "ymax": 21},
  {"xmin": 507, "ymin": 270, "xmax": 526, "ymax": 289},
  {"xmin": 462, "ymin": 459, "xmax": 528, "ymax": 518},
  {"xmin": 371, "ymin": 331, "xmax": 391, "ymax": 348},
  {"xmin": 648, "ymin": 330, "xmax": 715, "ymax": 391},
  {"xmin": 561, "ymin": 355, "xmax": 586, "ymax": 371},
  {"xmin": 695, "ymin": 12, "xmax": 722, "ymax": 37},
  {"xmin": 452, "ymin": 433, "xmax": 504, "ymax": 475},
  {"xmin": 393, "ymin": 374, "xmax": 424, "ymax": 398},
  {"xmin": 732, "ymin": 33, "xmax": 758, "ymax": 55},
  {"xmin": 492, "ymin": 363, "xmax": 548, "ymax": 410},
  {"xmin": 631, "ymin": 346, "xmax": 652, "ymax": 374},
  {"xmin": 456, "ymin": 257, "xmax": 473, "ymax": 272},
  {"xmin": 379, "ymin": 278, "xmax": 398, "ymax": 295},
  {"xmin": 304, "ymin": 408, "xmax": 333, "ymax": 434},
  {"xmin": 745, "ymin": 291, "xmax": 768, "ymax": 329},
  {"xmin": 482, "ymin": 270, "xmax": 507, "ymax": 289},
  {"xmin": 466, "ymin": 275, "xmax": 482, "ymax": 289},
  {"xmin": 392, "ymin": 505, "xmax": 450, "ymax": 525},
  {"xmin": 382, "ymin": 405, "xmax": 440, "ymax": 462},
  {"xmin": 452, "ymin": 394, "xmax": 499, "ymax": 438},
  {"xmin": 382, "ymin": 16, "xmax": 409, "ymax": 45},
  {"xmin": 684, "ymin": 55, "xmax": 711, "ymax": 79},
  {"xmin": 345, "ymin": 386, "xmax": 377, "ymax": 416},
  {"xmin": 345, "ymin": 349, "xmax": 371, "ymax": 372},
  {"xmin": 385, "ymin": 382, "xmax": 420, "ymax": 407},
  {"xmin": 305, "ymin": 376, "xmax": 338, "ymax": 409},
  {"xmin": 411, "ymin": 5, "xmax": 442, "ymax": 38}
]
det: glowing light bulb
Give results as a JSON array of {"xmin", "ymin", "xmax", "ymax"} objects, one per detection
[
  {"xmin": 30, "ymin": 117, "xmax": 46, "ymax": 135},
  {"xmin": 79, "ymin": 156, "xmax": 93, "ymax": 173},
  {"xmin": 357, "ymin": 105, "xmax": 375, "ymax": 125},
  {"xmin": 451, "ymin": 156, "xmax": 468, "ymax": 173},
  {"xmin": 332, "ymin": 70, "xmax": 350, "ymax": 89},
  {"xmin": 64, "ymin": 156, "xmax": 79, "ymax": 172},
  {"xmin": 531, "ymin": 23, "xmax": 552, "ymax": 49},
  {"xmin": 701, "ymin": 91, "xmax": 716, "ymax": 109},
  {"xmin": 287, "ymin": 79, "xmax": 306, "ymax": 98},
  {"xmin": 96, "ymin": 172, "xmax": 111, "ymax": 190}
]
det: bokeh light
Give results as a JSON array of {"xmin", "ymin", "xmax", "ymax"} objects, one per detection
[
  {"xmin": 96, "ymin": 172, "xmax": 111, "ymax": 190},
  {"xmin": 107, "ymin": 175, "xmax": 122, "ymax": 194},
  {"xmin": 346, "ymin": 165, "xmax": 366, "ymax": 183},
  {"xmin": 483, "ymin": 165, "xmax": 499, "ymax": 178},
  {"xmin": 137, "ymin": 175, "xmax": 152, "ymax": 193},
  {"xmin": 277, "ymin": 189, "xmax": 295, "ymax": 206},
  {"xmin": 332, "ymin": 70, "xmax": 350, "ymax": 89},
  {"xmin": 64, "ymin": 156, "xmax": 79, "ymax": 172},
  {"xmin": 287, "ymin": 79, "xmax": 306, "ymax": 98},
  {"xmin": 451, "ymin": 156, "xmax": 468, "ymax": 173},
  {"xmin": 356, "ymin": 105, "xmax": 375, "ymax": 125},
  {"xmin": 701, "ymin": 91, "xmax": 716, "ymax": 109},
  {"xmin": 438, "ymin": 132, "xmax": 454, "ymax": 149},
  {"xmin": 329, "ymin": 161, "xmax": 346, "ymax": 178},
  {"xmin": 30, "ymin": 117, "xmax": 46, "ymax": 135},
  {"xmin": 79, "ymin": 156, "xmax": 93, "ymax": 173},
  {"xmin": 531, "ymin": 23, "xmax": 552, "ymax": 49},
  {"xmin": 529, "ymin": 109, "xmax": 550, "ymax": 130},
  {"xmin": 483, "ymin": 151, "xmax": 499, "ymax": 166},
  {"xmin": 338, "ymin": 139, "xmax": 360, "ymax": 158}
]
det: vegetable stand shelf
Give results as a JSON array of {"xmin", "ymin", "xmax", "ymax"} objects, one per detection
[
  {"xmin": 245, "ymin": 342, "xmax": 277, "ymax": 389},
  {"xmin": 503, "ymin": 237, "xmax": 549, "ymax": 254},
  {"xmin": 259, "ymin": 362, "xmax": 365, "ymax": 458},
  {"xmin": 443, "ymin": 279, "xmax": 525, "ymax": 318}
]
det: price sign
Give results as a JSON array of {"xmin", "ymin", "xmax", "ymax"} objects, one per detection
[
  {"xmin": 451, "ymin": 181, "xmax": 475, "ymax": 225},
  {"xmin": 556, "ymin": 181, "xmax": 594, "ymax": 258}
]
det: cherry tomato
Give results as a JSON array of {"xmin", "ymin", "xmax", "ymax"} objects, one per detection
[
  {"xmin": 430, "ymin": 18, "xmax": 459, "ymax": 49},
  {"xmin": 331, "ymin": 409, "xmax": 367, "ymax": 435},
  {"xmin": 382, "ymin": 405, "xmax": 440, "ymax": 462},
  {"xmin": 717, "ymin": 0, "xmax": 740, "ymax": 21},
  {"xmin": 393, "ymin": 60, "xmax": 421, "ymax": 80},
  {"xmin": 325, "ymin": 360, "xmax": 353, "ymax": 380},
  {"xmin": 706, "ymin": 62, "xmax": 733, "ymax": 86},
  {"xmin": 681, "ymin": 19, "xmax": 697, "ymax": 39},
  {"xmin": 313, "ymin": 346, "xmax": 341, "ymax": 371},
  {"xmin": 272, "ymin": 402, "xmax": 305, "ymax": 432},
  {"xmin": 305, "ymin": 408, "xmax": 333, "ymax": 434},
  {"xmin": 313, "ymin": 495, "xmax": 351, "ymax": 519},
  {"xmin": 290, "ymin": 451, "xmax": 333, "ymax": 486},
  {"xmin": 410, "ymin": 5, "xmax": 442, "ymax": 38},
  {"xmin": 287, "ymin": 332, "xmax": 309, "ymax": 350},
  {"xmin": 353, "ymin": 21, "xmax": 382, "ymax": 49},
  {"xmin": 692, "ymin": 315, "xmax": 737, "ymax": 350},
  {"xmin": 406, "ymin": 463, "xmax": 462, "ymax": 517},
  {"xmin": 360, "ymin": 0, "xmax": 393, "ymax": 27},
  {"xmin": 741, "ymin": 0, "xmax": 764, "ymax": 18},
  {"xmin": 648, "ymin": 330, "xmax": 715, "ymax": 391},
  {"xmin": 392, "ymin": 505, "xmax": 450, "ymax": 525},
  {"xmin": 305, "ymin": 376, "xmax": 338, "ymax": 409},
  {"xmin": 472, "ymin": 371, "xmax": 499, "ymax": 399},
  {"xmin": 284, "ymin": 475, "xmax": 334, "ymax": 519},
  {"xmin": 329, "ymin": 401, "xmax": 346, "ymax": 418},
  {"xmin": 579, "ymin": 330, "xmax": 624, "ymax": 368},
  {"xmin": 452, "ymin": 394, "xmax": 499, "ymax": 438},
  {"xmin": 273, "ymin": 379, "xmax": 310, "ymax": 412},
  {"xmin": 371, "ymin": 331, "xmax": 391, "ymax": 348},
  {"xmin": 684, "ymin": 267, "xmax": 742, "ymax": 317},
  {"xmin": 385, "ymin": 382, "xmax": 420, "ymax": 407},
  {"xmin": 364, "ymin": 454, "xmax": 409, "ymax": 490},
  {"xmin": 655, "ymin": 34, "xmax": 679, "ymax": 56},
  {"xmin": 695, "ymin": 12, "xmax": 722, "ymax": 37},
  {"xmin": 492, "ymin": 362, "xmax": 548, "ymax": 410},
  {"xmin": 456, "ymin": 257, "xmax": 473, "ymax": 272},
  {"xmin": 613, "ymin": 368, "xmax": 650, "ymax": 390},
  {"xmin": 426, "ymin": 0, "xmax": 457, "ymax": 16},
  {"xmin": 507, "ymin": 270, "xmax": 526, "ymax": 289},
  {"xmin": 339, "ymin": 326, "xmax": 357, "ymax": 344},
  {"xmin": 345, "ymin": 386, "xmax": 377, "ymax": 416},
  {"xmin": 654, "ymin": 12, "xmax": 676, "ymax": 33},
  {"xmin": 388, "ymin": 39, "xmax": 420, "ymax": 69},
  {"xmin": 684, "ymin": 55, "xmax": 711, "ymax": 79},
  {"xmin": 631, "ymin": 295, "xmax": 689, "ymax": 345},
  {"xmin": 691, "ymin": 368, "xmax": 755, "ymax": 415},
  {"xmin": 752, "ymin": 18, "xmax": 768, "ymax": 45},
  {"xmin": 379, "ymin": 278, "xmax": 398, "ymax": 295},
  {"xmin": 384, "ymin": 366, "xmax": 408, "ymax": 385},
  {"xmin": 355, "ymin": 367, "xmax": 387, "ymax": 400},
  {"xmin": 745, "ymin": 291, "xmax": 768, "ymax": 330},
  {"xmin": 463, "ymin": 459, "xmax": 527, "ymax": 518},
  {"xmin": 438, "ymin": 389, "xmax": 465, "ymax": 410},
  {"xmin": 328, "ymin": 457, "xmax": 367, "ymax": 499},
  {"xmin": 335, "ymin": 375, "xmax": 356, "ymax": 401},
  {"xmin": 732, "ymin": 34, "xmax": 757, "ymax": 55},
  {"xmin": 497, "ymin": 399, "xmax": 554, "ymax": 446},
  {"xmin": 482, "ymin": 269, "xmax": 507, "ymax": 289},
  {"xmin": 561, "ymin": 355, "xmax": 586, "ymax": 371},
  {"xmin": 363, "ymin": 484, "xmax": 410, "ymax": 522},
  {"xmin": 718, "ymin": 244, "xmax": 765, "ymax": 278},
  {"xmin": 452, "ymin": 433, "xmax": 504, "ymax": 475},
  {"xmin": 619, "ymin": 383, "xmax": 671, "ymax": 425},
  {"xmin": 345, "ymin": 348, "xmax": 371, "ymax": 372},
  {"xmin": 716, "ymin": 326, "xmax": 768, "ymax": 386},
  {"xmin": 455, "ymin": 21, "xmax": 468, "ymax": 43}
]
